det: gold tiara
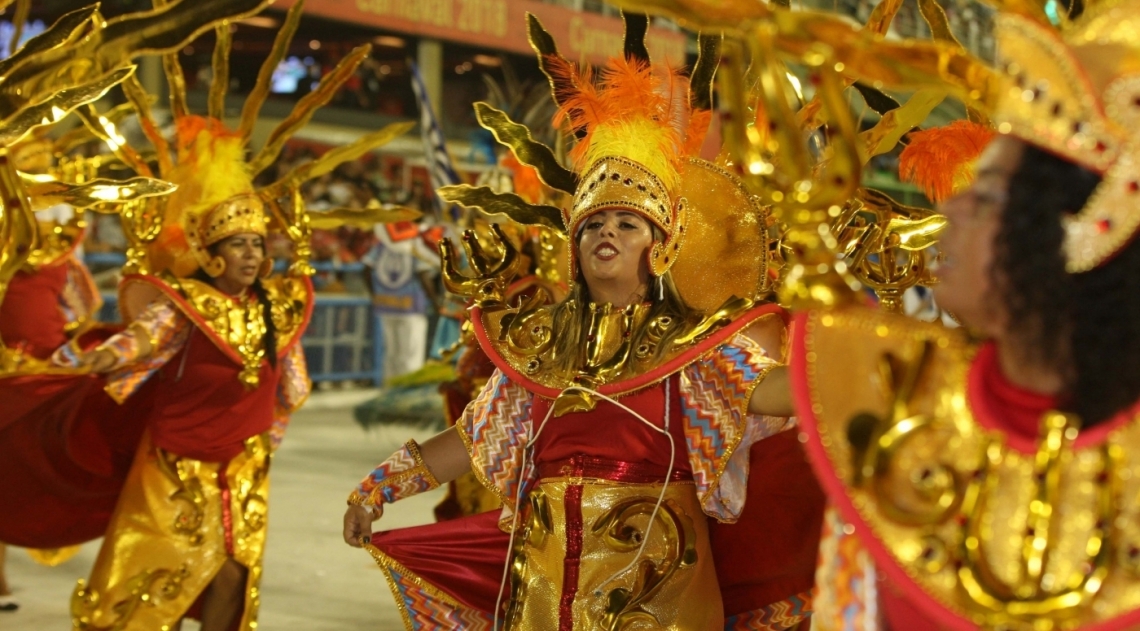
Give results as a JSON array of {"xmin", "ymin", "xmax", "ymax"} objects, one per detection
[
  {"xmin": 989, "ymin": 2, "xmax": 1140, "ymax": 272},
  {"xmin": 185, "ymin": 193, "xmax": 268, "ymax": 273}
]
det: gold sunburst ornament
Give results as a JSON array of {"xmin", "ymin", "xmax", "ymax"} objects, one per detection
[{"xmin": 87, "ymin": 0, "xmax": 414, "ymax": 286}]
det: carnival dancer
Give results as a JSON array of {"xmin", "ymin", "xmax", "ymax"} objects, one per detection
[
  {"xmin": 0, "ymin": 132, "xmax": 105, "ymax": 610},
  {"xmin": 0, "ymin": 134, "xmax": 103, "ymax": 364},
  {"xmin": 341, "ymin": 25, "xmax": 822, "ymax": 626},
  {"xmin": 753, "ymin": 1, "xmax": 1140, "ymax": 628},
  {"xmin": 0, "ymin": 1, "xmax": 416, "ymax": 626},
  {"xmin": 54, "ymin": 120, "xmax": 312, "ymax": 631}
]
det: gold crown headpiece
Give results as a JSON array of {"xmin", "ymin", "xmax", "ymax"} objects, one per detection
[
  {"xmin": 548, "ymin": 54, "xmax": 692, "ymax": 279},
  {"xmin": 989, "ymin": 1, "xmax": 1140, "ymax": 272},
  {"xmin": 150, "ymin": 116, "xmax": 263, "ymax": 277},
  {"xmin": 184, "ymin": 193, "xmax": 269, "ymax": 277}
]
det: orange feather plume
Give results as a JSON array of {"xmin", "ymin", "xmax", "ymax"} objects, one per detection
[
  {"xmin": 683, "ymin": 109, "xmax": 713, "ymax": 157},
  {"xmin": 547, "ymin": 55, "xmax": 686, "ymax": 184},
  {"xmin": 899, "ymin": 120, "xmax": 996, "ymax": 202},
  {"xmin": 502, "ymin": 153, "xmax": 544, "ymax": 204}
]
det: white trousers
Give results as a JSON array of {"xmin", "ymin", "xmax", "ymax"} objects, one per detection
[{"xmin": 377, "ymin": 312, "xmax": 428, "ymax": 382}]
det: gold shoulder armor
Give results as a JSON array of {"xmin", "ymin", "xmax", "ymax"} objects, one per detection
[{"xmin": 799, "ymin": 307, "xmax": 1140, "ymax": 629}]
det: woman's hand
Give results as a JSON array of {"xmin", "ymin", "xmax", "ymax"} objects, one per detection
[
  {"xmin": 342, "ymin": 504, "xmax": 380, "ymax": 548},
  {"xmin": 81, "ymin": 349, "xmax": 118, "ymax": 374}
]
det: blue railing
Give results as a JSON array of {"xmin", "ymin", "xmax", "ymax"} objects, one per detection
[
  {"xmin": 99, "ymin": 291, "xmax": 384, "ymax": 385},
  {"xmin": 299, "ymin": 294, "xmax": 380, "ymax": 383}
]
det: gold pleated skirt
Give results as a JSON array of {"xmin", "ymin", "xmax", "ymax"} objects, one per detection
[
  {"xmin": 505, "ymin": 477, "xmax": 722, "ymax": 631},
  {"xmin": 71, "ymin": 432, "xmax": 272, "ymax": 631}
]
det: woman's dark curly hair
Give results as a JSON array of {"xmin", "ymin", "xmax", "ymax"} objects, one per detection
[{"xmin": 994, "ymin": 143, "xmax": 1140, "ymax": 426}]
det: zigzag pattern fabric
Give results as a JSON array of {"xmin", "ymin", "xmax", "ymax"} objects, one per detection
[
  {"xmin": 350, "ymin": 440, "xmax": 440, "ymax": 507},
  {"xmin": 275, "ymin": 343, "xmax": 312, "ymax": 413},
  {"xmin": 373, "ymin": 548, "xmax": 494, "ymax": 630},
  {"xmin": 100, "ymin": 299, "xmax": 191, "ymax": 403},
  {"xmin": 459, "ymin": 370, "xmax": 535, "ymax": 508},
  {"xmin": 724, "ymin": 590, "xmax": 814, "ymax": 630},
  {"xmin": 810, "ymin": 508, "xmax": 880, "ymax": 631},
  {"xmin": 679, "ymin": 332, "xmax": 789, "ymax": 522}
]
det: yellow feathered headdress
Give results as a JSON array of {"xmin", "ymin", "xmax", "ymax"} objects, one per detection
[
  {"xmin": 548, "ymin": 55, "xmax": 692, "ymax": 279},
  {"xmin": 150, "ymin": 116, "xmax": 265, "ymax": 278}
]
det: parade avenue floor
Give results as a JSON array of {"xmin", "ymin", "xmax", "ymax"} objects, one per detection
[{"xmin": 5, "ymin": 390, "xmax": 441, "ymax": 630}]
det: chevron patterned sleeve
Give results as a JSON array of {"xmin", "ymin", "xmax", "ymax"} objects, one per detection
[
  {"xmin": 276, "ymin": 342, "xmax": 312, "ymax": 413},
  {"xmin": 348, "ymin": 440, "xmax": 441, "ymax": 508},
  {"xmin": 811, "ymin": 506, "xmax": 881, "ymax": 631},
  {"xmin": 454, "ymin": 369, "xmax": 535, "ymax": 512},
  {"xmin": 679, "ymin": 331, "xmax": 791, "ymax": 522},
  {"xmin": 99, "ymin": 298, "xmax": 192, "ymax": 404}
]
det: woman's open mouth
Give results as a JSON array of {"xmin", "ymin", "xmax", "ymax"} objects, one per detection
[{"xmin": 593, "ymin": 242, "xmax": 618, "ymax": 261}]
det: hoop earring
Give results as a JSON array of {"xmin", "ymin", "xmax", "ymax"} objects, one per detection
[
  {"xmin": 258, "ymin": 257, "xmax": 274, "ymax": 279},
  {"xmin": 203, "ymin": 256, "xmax": 226, "ymax": 278}
]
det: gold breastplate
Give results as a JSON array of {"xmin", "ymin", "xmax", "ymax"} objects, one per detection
[
  {"xmin": 162, "ymin": 276, "xmax": 310, "ymax": 387},
  {"xmin": 441, "ymin": 225, "xmax": 759, "ymax": 412},
  {"xmin": 800, "ymin": 308, "xmax": 1140, "ymax": 630}
]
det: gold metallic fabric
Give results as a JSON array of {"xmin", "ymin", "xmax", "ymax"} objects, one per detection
[
  {"xmin": 670, "ymin": 158, "xmax": 771, "ymax": 313},
  {"xmin": 173, "ymin": 276, "xmax": 307, "ymax": 387},
  {"xmin": 72, "ymin": 433, "xmax": 272, "ymax": 631},
  {"xmin": 800, "ymin": 307, "xmax": 1140, "ymax": 629},
  {"xmin": 505, "ymin": 478, "xmax": 721, "ymax": 630}
]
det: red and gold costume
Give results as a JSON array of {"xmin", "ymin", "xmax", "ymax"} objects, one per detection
[
  {"xmin": 0, "ymin": 118, "xmax": 317, "ymax": 629},
  {"xmin": 64, "ymin": 270, "xmax": 313, "ymax": 629},
  {"xmin": 0, "ymin": 222, "xmax": 101, "ymax": 364},
  {"xmin": 348, "ymin": 13, "xmax": 824, "ymax": 630},
  {"xmin": 0, "ymin": 2, "xmax": 414, "ymax": 622},
  {"xmin": 0, "ymin": 133, "xmax": 104, "ymax": 366},
  {"xmin": 761, "ymin": 0, "xmax": 1140, "ymax": 629}
]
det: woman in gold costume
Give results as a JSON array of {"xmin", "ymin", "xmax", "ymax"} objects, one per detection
[
  {"xmin": 56, "ymin": 120, "xmax": 314, "ymax": 631},
  {"xmin": 0, "ymin": 1, "xmax": 419, "ymax": 628},
  {"xmin": 763, "ymin": 0, "xmax": 1140, "ymax": 628},
  {"xmin": 340, "ymin": 15, "xmax": 824, "ymax": 630}
]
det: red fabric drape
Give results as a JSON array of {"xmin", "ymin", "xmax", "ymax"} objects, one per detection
[
  {"xmin": 710, "ymin": 429, "xmax": 826, "ymax": 616},
  {"xmin": 0, "ymin": 372, "xmax": 154, "ymax": 547},
  {"xmin": 370, "ymin": 510, "xmax": 510, "ymax": 613},
  {"xmin": 0, "ymin": 325, "xmax": 282, "ymax": 546},
  {"xmin": 0, "ymin": 266, "xmax": 69, "ymax": 358},
  {"xmin": 148, "ymin": 328, "xmax": 279, "ymax": 462}
]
